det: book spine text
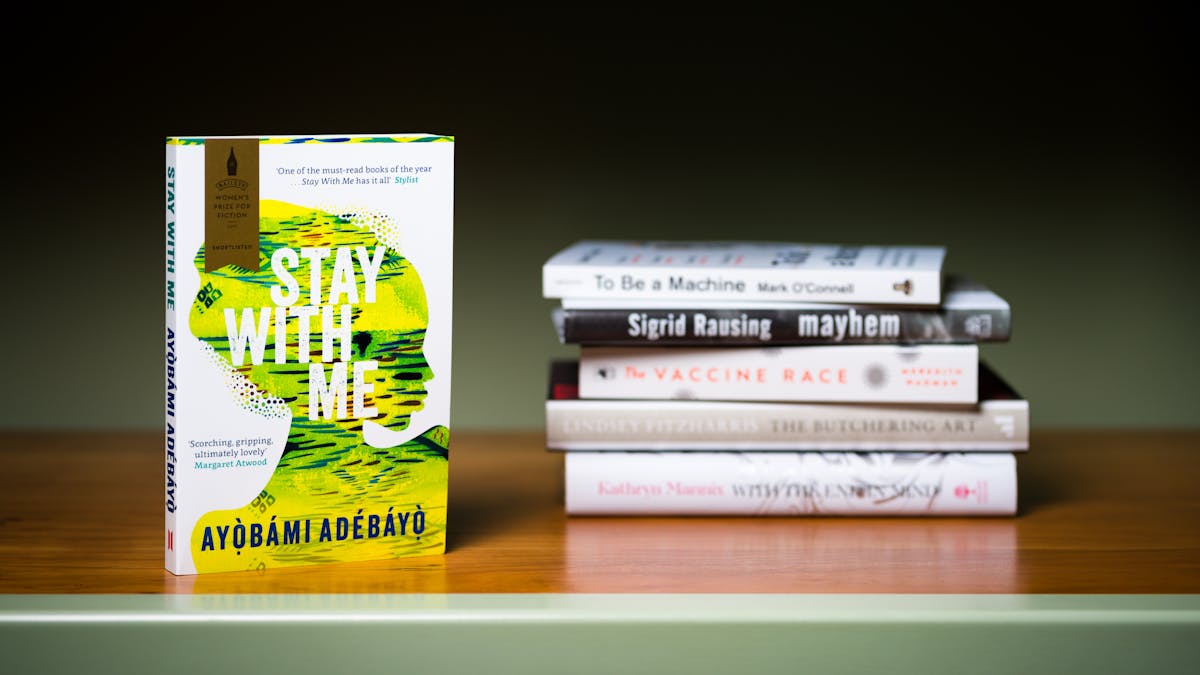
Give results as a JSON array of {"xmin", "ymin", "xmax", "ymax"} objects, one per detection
[
  {"xmin": 545, "ymin": 398, "xmax": 1029, "ymax": 451},
  {"xmin": 164, "ymin": 143, "xmax": 179, "ymax": 571},
  {"xmin": 544, "ymin": 265, "xmax": 941, "ymax": 305},
  {"xmin": 557, "ymin": 305, "xmax": 1010, "ymax": 345},
  {"xmin": 566, "ymin": 452, "xmax": 1017, "ymax": 516},
  {"xmin": 577, "ymin": 345, "xmax": 979, "ymax": 404}
]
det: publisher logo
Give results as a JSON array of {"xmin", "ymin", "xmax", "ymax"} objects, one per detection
[
  {"xmin": 953, "ymin": 481, "xmax": 989, "ymax": 504},
  {"xmin": 993, "ymin": 415, "xmax": 1016, "ymax": 438},
  {"xmin": 864, "ymin": 364, "xmax": 888, "ymax": 389},
  {"xmin": 964, "ymin": 314, "xmax": 993, "ymax": 338},
  {"xmin": 893, "ymin": 279, "xmax": 913, "ymax": 295}
]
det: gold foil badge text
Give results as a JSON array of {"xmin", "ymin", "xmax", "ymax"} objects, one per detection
[{"xmin": 205, "ymin": 138, "xmax": 260, "ymax": 271}]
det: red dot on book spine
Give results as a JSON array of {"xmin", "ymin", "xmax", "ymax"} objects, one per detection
[{"xmin": 552, "ymin": 384, "xmax": 580, "ymax": 400}]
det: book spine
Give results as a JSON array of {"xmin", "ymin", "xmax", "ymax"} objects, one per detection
[
  {"xmin": 545, "ymin": 398, "xmax": 1029, "ymax": 451},
  {"xmin": 577, "ymin": 345, "xmax": 979, "ymax": 404},
  {"xmin": 543, "ymin": 264, "xmax": 941, "ymax": 305},
  {"xmin": 565, "ymin": 451, "xmax": 1017, "ymax": 516},
  {"xmin": 557, "ymin": 306, "xmax": 1010, "ymax": 346},
  {"xmin": 164, "ymin": 142, "xmax": 179, "ymax": 573}
]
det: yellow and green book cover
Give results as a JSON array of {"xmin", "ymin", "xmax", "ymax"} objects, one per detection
[{"xmin": 164, "ymin": 135, "xmax": 454, "ymax": 575}]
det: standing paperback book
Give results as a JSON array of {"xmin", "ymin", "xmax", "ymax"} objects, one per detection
[
  {"xmin": 543, "ymin": 240, "xmax": 946, "ymax": 305},
  {"xmin": 165, "ymin": 134, "xmax": 454, "ymax": 575}
]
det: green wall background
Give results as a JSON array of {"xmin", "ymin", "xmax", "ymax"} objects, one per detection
[{"xmin": 1, "ymin": 9, "xmax": 1193, "ymax": 430}]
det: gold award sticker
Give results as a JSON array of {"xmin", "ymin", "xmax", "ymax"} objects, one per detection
[{"xmin": 204, "ymin": 138, "xmax": 260, "ymax": 271}]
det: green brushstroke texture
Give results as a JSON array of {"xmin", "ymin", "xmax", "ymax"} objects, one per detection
[{"xmin": 187, "ymin": 201, "xmax": 448, "ymax": 573}]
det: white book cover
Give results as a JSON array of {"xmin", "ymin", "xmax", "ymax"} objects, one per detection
[
  {"xmin": 578, "ymin": 344, "xmax": 979, "ymax": 404},
  {"xmin": 546, "ymin": 361, "xmax": 1028, "ymax": 451},
  {"xmin": 165, "ymin": 134, "xmax": 453, "ymax": 575},
  {"xmin": 552, "ymin": 275, "xmax": 1012, "ymax": 346},
  {"xmin": 543, "ymin": 240, "xmax": 945, "ymax": 305},
  {"xmin": 565, "ymin": 451, "xmax": 1017, "ymax": 516}
]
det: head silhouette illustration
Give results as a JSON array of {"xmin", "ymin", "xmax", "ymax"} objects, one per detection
[
  {"xmin": 186, "ymin": 199, "xmax": 448, "ymax": 573},
  {"xmin": 189, "ymin": 199, "xmax": 434, "ymax": 437}
]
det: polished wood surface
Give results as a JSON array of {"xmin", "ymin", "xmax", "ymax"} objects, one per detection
[{"xmin": 0, "ymin": 430, "xmax": 1197, "ymax": 594}]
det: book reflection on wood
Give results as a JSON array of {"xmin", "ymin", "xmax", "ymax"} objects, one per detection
[{"xmin": 564, "ymin": 516, "xmax": 1018, "ymax": 593}]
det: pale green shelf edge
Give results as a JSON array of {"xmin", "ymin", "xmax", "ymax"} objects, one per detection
[{"xmin": 2, "ymin": 594, "xmax": 1199, "ymax": 674}]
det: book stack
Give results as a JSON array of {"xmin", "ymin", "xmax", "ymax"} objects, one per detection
[{"xmin": 542, "ymin": 240, "xmax": 1027, "ymax": 516}]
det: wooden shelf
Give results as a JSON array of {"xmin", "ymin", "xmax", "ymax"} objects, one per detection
[
  {"xmin": 2, "ymin": 429, "xmax": 1199, "ymax": 674},
  {"xmin": 1, "ymin": 429, "xmax": 1198, "ymax": 594}
]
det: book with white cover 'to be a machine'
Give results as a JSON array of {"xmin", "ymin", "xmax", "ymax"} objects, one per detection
[{"xmin": 543, "ymin": 240, "xmax": 946, "ymax": 305}]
